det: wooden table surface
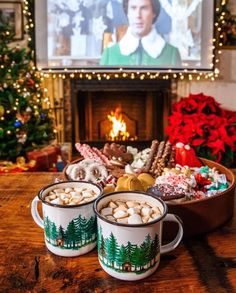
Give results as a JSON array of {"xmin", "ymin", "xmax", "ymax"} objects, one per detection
[{"xmin": 0, "ymin": 173, "xmax": 236, "ymax": 293}]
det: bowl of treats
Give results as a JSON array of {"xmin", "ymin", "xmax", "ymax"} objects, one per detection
[{"xmin": 63, "ymin": 141, "xmax": 236, "ymax": 237}]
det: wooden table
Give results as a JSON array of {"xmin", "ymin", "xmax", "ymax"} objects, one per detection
[{"xmin": 0, "ymin": 173, "xmax": 236, "ymax": 293}]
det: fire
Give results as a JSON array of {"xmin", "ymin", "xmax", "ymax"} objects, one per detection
[{"xmin": 107, "ymin": 107, "xmax": 130, "ymax": 141}]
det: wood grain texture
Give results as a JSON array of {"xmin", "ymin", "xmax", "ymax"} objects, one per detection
[{"xmin": 0, "ymin": 173, "xmax": 235, "ymax": 293}]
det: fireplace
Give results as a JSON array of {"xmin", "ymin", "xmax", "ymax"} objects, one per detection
[{"xmin": 63, "ymin": 78, "xmax": 174, "ymax": 152}]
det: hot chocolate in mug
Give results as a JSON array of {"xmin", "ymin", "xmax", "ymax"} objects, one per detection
[
  {"xmin": 94, "ymin": 191, "xmax": 183, "ymax": 281},
  {"xmin": 31, "ymin": 181, "xmax": 102, "ymax": 257}
]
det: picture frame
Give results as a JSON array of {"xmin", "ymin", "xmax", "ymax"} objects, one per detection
[
  {"xmin": 0, "ymin": 1, "xmax": 23, "ymax": 40},
  {"xmin": 221, "ymin": 15, "xmax": 236, "ymax": 49}
]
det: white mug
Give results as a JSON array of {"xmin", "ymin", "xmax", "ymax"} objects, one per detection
[
  {"xmin": 94, "ymin": 191, "xmax": 183, "ymax": 281},
  {"xmin": 31, "ymin": 181, "xmax": 102, "ymax": 257}
]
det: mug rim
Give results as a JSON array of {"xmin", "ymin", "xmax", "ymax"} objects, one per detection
[
  {"xmin": 93, "ymin": 191, "xmax": 168, "ymax": 227},
  {"xmin": 38, "ymin": 180, "xmax": 103, "ymax": 208}
]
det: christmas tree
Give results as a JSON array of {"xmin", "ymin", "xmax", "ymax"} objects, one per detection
[{"xmin": 0, "ymin": 11, "xmax": 55, "ymax": 161}]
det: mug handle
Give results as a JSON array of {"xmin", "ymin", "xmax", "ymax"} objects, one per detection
[
  {"xmin": 31, "ymin": 196, "xmax": 44, "ymax": 229},
  {"xmin": 160, "ymin": 213, "xmax": 183, "ymax": 254}
]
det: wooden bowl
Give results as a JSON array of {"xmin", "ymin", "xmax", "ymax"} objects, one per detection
[
  {"xmin": 63, "ymin": 157, "xmax": 235, "ymax": 237},
  {"xmin": 165, "ymin": 158, "xmax": 235, "ymax": 237}
]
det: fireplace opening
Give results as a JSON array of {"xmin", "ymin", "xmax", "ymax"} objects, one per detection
[
  {"xmin": 99, "ymin": 106, "xmax": 138, "ymax": 141},
  {"xmin": 68, "ymin": 79, "xmax": 173, "ymax": 151}
]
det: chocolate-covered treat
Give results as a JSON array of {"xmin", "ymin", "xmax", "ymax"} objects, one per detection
[
  {"xmin": 147, "ymin": 186, "xmax": 163, "ymax": 198},
  {"xmin": 103, "ymin": 143, "xmax": 133, "ymax": 167},
  {"xmin": 142, "ymin": 140, "xmax": 159, "ymax": 173},
  {"xmin": 167, "ymin": 147, "xmax": 176, "ymax": 168},
  {"xmin": 147, "ymin": 184, "xmax": 185, "ymax": 201},
  {"xmin": 150, "ymin": 141, "xmax": 166, "ymax": 175},
  {"xmin": 150, "ymin": 141, "xmax": 176, "ymax": 177}
]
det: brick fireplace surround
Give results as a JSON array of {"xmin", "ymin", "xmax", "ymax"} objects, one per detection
[{"xmin": 63, "ymin": 78, "xmax": 175, "ymax": 153}]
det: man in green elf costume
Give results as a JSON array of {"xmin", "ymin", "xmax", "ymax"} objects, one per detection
[{"xmin": 100, "ymin": 0, "xmax": 181, "ymax": 67}]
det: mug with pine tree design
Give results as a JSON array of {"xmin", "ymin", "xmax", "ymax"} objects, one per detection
[
  {"xmin": 94, "ymin": 191, "xmax": 183, "ymax": 281},
  {"xmin": 31, "ymin": 181, "xmax": 102, "ymax": 257}
]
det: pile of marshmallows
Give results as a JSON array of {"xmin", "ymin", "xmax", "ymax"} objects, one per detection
[
  {"xmin": 44, "ymin": 186, "xmax": 98, "ymax": 205},
  {"xmin": 100, "ymin": 199, "xmax": 162, "ymax": 225},
  {"xmin": 44, "ymin": 186, "xmax": 162, "ymax": 225}
]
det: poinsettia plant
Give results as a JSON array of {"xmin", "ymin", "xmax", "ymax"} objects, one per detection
[{"xmin": 166, "ymin": 93, "xmax": 236, "ymax": 167}]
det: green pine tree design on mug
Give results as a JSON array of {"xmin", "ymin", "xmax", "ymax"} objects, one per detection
[
  {"xmin": 97, "ymin": 226, "xmax": 160, "ymax": 274},
  {"xmin": 44, "ymin": 215, "xmax": 97, "ymax": 249}
]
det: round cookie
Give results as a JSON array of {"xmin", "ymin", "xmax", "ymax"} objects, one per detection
[{"xmin": 67, "ymin": 159, "xmax": 108, "ymax": 183}]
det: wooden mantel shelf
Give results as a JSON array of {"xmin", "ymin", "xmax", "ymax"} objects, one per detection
[{"xmin": 0, "ymin": 172, "xmax": 236, "ymax": 292}]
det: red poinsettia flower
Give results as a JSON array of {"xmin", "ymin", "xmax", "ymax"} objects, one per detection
[{"xmin": 166, "ymin": 93, "xmax": 236, "ymax": 166}]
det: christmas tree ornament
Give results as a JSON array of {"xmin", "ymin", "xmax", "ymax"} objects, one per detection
[
  {"xmin": 0, "ymin": 105, "xmax": 4, "ymax": 116},
  {"xmin": 27, "ymin": 79, "xmax": 35, "ymax": 88},
  {"xmin": 14, "ymin": 120, "xmax": 22, "ymax": 128},
  {"xmin": 18, "ymin": 79, "xmax": 24, "ymax": 85},
  {"xmin": 16, "ymin": 131, "xmax": 27, "ymax": 144},
  {"xmin": 23, "ymin": 92, "xmax": 30, "ymax": 98},
  {"xmin": 26, "ymin": 106, "xmax": 32, "ymax": 112},
  {"xmin": 16, "ymin": 112, "xmax": 23, "ymax": 122},
  {"xmin": 22, "ymin": 112, "xmax": 31, "ymax": 123},
  {"xmin": 16, "ymin": 156, "xmax": 26, "ymax": 166},
  {"xmin": 40, "ymin": 113, "xmax": 46, "ymax": 120}
]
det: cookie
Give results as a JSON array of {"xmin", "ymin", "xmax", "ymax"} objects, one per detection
[
  {"xmin": 126, "ymin": 176, "xmax": 144, "ymax": 191},
  {"xmin": 66, "ymin": 159, "xmax": 108, "ymax": 183},
  {"xmin": 137, "ymin": 173, "xmax": 155, "ymax": 191},
  {"xmin": 103, "ymin": 143, "xmax": 133, "ymax": 167},
  {"xmin": 115, "ymin": 174, "xmax": 144, "ymax": 192}
]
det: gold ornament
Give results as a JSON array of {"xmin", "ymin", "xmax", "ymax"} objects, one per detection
[
  {"xmin": 0, "ymin": 105, "xmax": 4, "ymax": 117},
  {"xmin": 16, "ymin": 156, "xmax": 26, "ymax": 166},
  {"xmin": 18, "ymin": 79, "xmax": 24, "ymax": 85}
]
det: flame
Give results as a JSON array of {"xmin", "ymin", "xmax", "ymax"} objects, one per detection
[{"xmin": 107, "ymin": 107, "xmax": 130, "ymax": 141}]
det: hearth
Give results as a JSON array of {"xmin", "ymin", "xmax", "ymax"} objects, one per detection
[{"xmin": 63, "ymin": 78, "xmax": 173, "ymax": 153}]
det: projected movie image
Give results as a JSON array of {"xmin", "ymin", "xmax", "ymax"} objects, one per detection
[{"xmin": 36, "ymin": 0, "xmax": 214, "ymax": 70}]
